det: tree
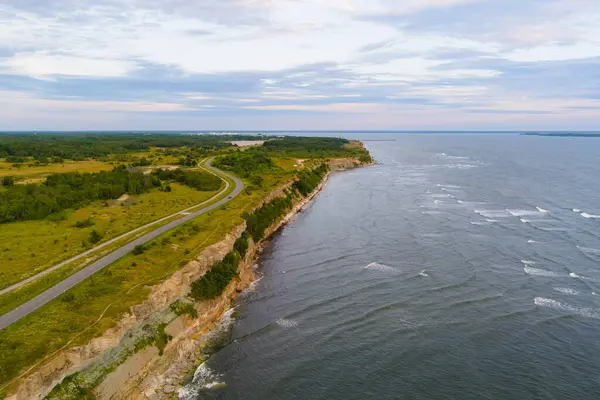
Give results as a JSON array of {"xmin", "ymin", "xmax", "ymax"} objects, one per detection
[
  {"xmin": 2, "ymin": 176, "xmax": 14, "ymax": 187},
  {"xmin": 89, "ymin": 230, "xmax": 103, "ymax": 244}
]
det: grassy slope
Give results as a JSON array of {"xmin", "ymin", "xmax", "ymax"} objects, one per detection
[
  {"xmin": 0, "ymin": 182, "xmax": 222, "ymax": 289},
  {"xmin": 0, "ymin": 164, "xmax": 295, "ymax": 392},
  {"xmin": 0, "ymin": 160, "xmax": 115, "ymax": 181}
]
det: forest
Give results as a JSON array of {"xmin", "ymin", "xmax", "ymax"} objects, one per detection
[
  {"xmin": 0, "ymin": 166, "xmax": 221, "ymax": 223},
  {"xmin": 0, "ymin": 133, "xmax": 260, "ymax": 161},
  {"xmin": 212, "ymin": 150, "xmax": 278, "ymax": 178}
]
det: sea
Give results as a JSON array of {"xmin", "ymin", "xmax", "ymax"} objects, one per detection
[{"xmin": 180, "ymin": 133, "xmax": 600, "ymax": 400}]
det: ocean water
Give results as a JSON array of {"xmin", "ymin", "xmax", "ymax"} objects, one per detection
[{"xmin": 181, "ymin": 134, "xmax": 600, "ymax": 400}]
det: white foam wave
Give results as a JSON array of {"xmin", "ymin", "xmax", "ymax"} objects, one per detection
[
  {"xmin": 474, "ymin": 209, "xmax": 511, "ymax": 218},
  {"xmin": 553, "ymin": 287, "xmax": 580, "ymax": 296},
  {"xmin": 419, "ymin": 270, "xmax": 429, "ymax": 277},
  {"xmin": 431, "ymin": 193, "xmax": 452, "ymax": 198},
  {"xmin": 276, "ymin": 318, "xmax": 299, "ymax": 328},
  {"xmin": 521, "ymin": 260, "xmax": 537, "ymax": 265},
  {"xmin": 536, "ymin": 207, "xmax": 549, "ymax": 213},
  {"xmin": 581, "ymin": 213, "xmax": 600, "ymax": 219},
  {"xmin": 534, "ymin": 297, "xmax": 600, "ymax": 319},
  {"xmin": 578, "ymin": 246, "xmax": 600, "ymax": 256},
  {"xmin": 179, "ymin": 364, "xmax": 226, "ymax": 399},
  {"xmin": 365, "ymin": 262, "xmax": 395, "ymax": 272},
  {"xmin": 524, "ymin": 266, "xmax": 560, "ymax": 277},
  {"xmin": 457, "ymin": 200, "xmax": 464, "ymax": 204},
  {"xmin": 422, "ymin": 211, "xmax": 448, "ymax": 215},
  {"xmin": 570, "ymin": 272, "xmax": 581, "ymax": 278},
  {"xmin": 573, "ymin": 208, "xmax": 581, "ymax": 213},
  {"xmin": 507, "ymin": 209, "xmax": 547, "ymax": 217},
  {"xmin": 485, "ymin": 219, "xmax": 499, "ymax": 223},
  {"xmin": 470, "ymin": 221, "xmax": 492, "ymax": 226},
  {"xmin": 527, "ymin": 239, "xmax": 537, "ymax": 243}
]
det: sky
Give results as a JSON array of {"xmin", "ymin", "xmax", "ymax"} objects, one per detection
[{"xmin": 1, "ymin": 0, "xmax": 599, "ymax": 131}]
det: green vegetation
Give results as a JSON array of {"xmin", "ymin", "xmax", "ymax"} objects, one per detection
[
  {"xmin": 0, "ymin": 133, "xmax": 372, "ymax": 396},
  {"xmin": 212, "ymin": 150, "xmax": 278, "ymax": 178},
  {"xmin": 190, "ymin": 251, "xmax": 241, "ymax": 300},
  {"xmin": 188, "ymin": 165, "xmax": 328, "ymax": 301},
  {"xmin": 152, "ymin": 168, "xmax": 221, "ymax": 191},
  {"xmin": 263, "ymin": 136, "xmax": 369, "ymax": 159},
  {"xmin": 0, "ymin": 182, "xmax": 221, "ymax": 290},
  {"xmin": 233, "ymin": 231, "xmax": 250, "ymax": 257},
  {"xmin": 170, "ymin": 300, "xmax": 198, "ymax": 318},
  {"xmin": 0, "ymin": 166, "xmax": 222, "ymax": 224},
  {"xmin": 0, "ymin": 133, "xmax": 245, "ymax": 161}
]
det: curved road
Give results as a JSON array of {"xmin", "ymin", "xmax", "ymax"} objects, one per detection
[{"xmin": 0, "ymin": 160, "xmax": 244, "ymax": 331}]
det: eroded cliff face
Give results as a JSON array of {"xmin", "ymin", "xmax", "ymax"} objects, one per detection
[{"xmin": 4, "ymin": 158, "xmax": 370, "ymax": 400}]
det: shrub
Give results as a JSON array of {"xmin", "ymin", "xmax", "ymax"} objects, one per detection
[
  {"xmin": 132, "ymin": 245, "xmax": 145, "ymax": 255},
  {"xmin": 73, "ymin": 218, "xmax": 94, "ymax": 228},
  {"xmin": 89, "ymin": 230, "xmax": 103, "ymax": 244},
  {"xmin": 170, "ymin": 300, "xmax": 198, "ymax": 318},
  {"xmin": 189, "ymin": 251, "xmax": 240, "ymax": 300}
]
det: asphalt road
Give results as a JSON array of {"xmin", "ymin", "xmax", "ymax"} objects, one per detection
[{"xmin": 0, "ymin": 159, "xmax": 244, "ymax": 331}]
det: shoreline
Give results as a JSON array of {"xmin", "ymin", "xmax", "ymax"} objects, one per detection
[{"xmin": 5, "ymin": 157, "xmax": 372, "ymax": 400}]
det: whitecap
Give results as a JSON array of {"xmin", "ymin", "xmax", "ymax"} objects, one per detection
[
  {"xmin": 431, "ymin": 193, "xmax": 452, "ymax": 198},
  {"xmin": 570, "ymin": 272, "xmax": 581, "ymax": 278},
  {"xmin": 536, "ymin": 207, "xmax": 549, "ymax": 213},
  {"xmin": 364, "ymin": 262, "xmax": 395, "ymax": 272},
  {"xmin": 534, "ymin": 297, "xmax": 600, "ymax": 319},
  {"xmin": 527, "ymin": 239, "xmax": 537, "ymax": 243},
  {"xmin": 457, "ymin": 200, "xmax": 464, "ymax": 204},
  {"xmin": 474, "ymin": 209, "xmax": 511, "ymax": 218},
  {"xmin": 485, "ymin": 219, "xmax": 499, "ymax": 223},
  {"xmin": 524, "ymin": 266, "xmax": 560, "ymax": 277},
  {"xmin": 521, "ymin": 260, "xmax": 537, "ymax": 265},
  {"xmin": 178, "ymin": 364, "xmax": 226, "ymax": 399},
  {"xmin": 573, "ymin": 208, "xmax": 581, "ymax": 213},
  {"xmin": 276, "ymin": 318, "xmax": 299, "ymax": 328},
  {"xmin": 419, "ymin": 270, "xmax": 429, "ymax": 277},
  {"xmin": 581, "ymin": 213, "xmax": 600, "ymax": 219},
  {"xmin": 507, "ymin": 209, "xmax": 546, "ymax": 217},
  {"xmin": 577, "ymin": 246, "xmax": 600, "ymax": 256},
  {"xmin": 422, "ymin": 211, "xmax": 448, "ymax": 216},
  {"xmin": 470, "ymin": 221, "xmax": 492, "ymax": 226},
  {"xmin": 553, "ymin": 287, "xmax": 580, "ymax": 296}
]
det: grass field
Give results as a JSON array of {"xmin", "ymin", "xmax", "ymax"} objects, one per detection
[
  {"xmin": 0, "ymin": 166, "xmax": 294, "ymax": 393},
  {"xmin": 0, "ymin": 182, "xmax": 223, "ymax": 289},
  {"xmin": 0, "ymin": 160, "xmax": 116, "ymax": 181}
]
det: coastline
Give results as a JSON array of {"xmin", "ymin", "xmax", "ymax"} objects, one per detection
[{"xmin": 5, "ymin": 157, "xmax": 372, "ymax": 400}]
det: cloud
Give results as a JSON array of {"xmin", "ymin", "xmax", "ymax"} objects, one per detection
[{"xmin": 0, "ymin": 0, "xmax": 599, "ymax": 129}]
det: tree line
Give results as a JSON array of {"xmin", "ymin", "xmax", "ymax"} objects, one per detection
[
  {"xmin": 0, "ymin": 166, "xmax": 222, "ymax": 223},
  {"xmin": 188, "ymin": 165, "xmax": 329, "ymax": 301}
]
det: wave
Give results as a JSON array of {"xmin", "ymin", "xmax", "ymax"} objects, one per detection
[
  {"xmin": 581, "ymin": 213, "xmax": 600, "ymax": 219},
  {"xmin": 422, "ymin": 211, "xmax": 448, "ymax": 215},
  {"xmin": 364, "ymin": 262, "xmax": 395, "ymax": 272},
  {"xmin": 520, "ymin": 218, "xmax": 550, "ymax": 223},
  {"xmin": 419, "ymin": 270, "xmax": 429, "ymax": 277},
  {"xmin": 553, "ymin": 287, "xmax": 581, "ymax": 296},
  {"xmin": 524, "ymin": 266, "xmax": 560, "ymax": 277},
  {"xmin": 474, "ymin": 209, "xmax": 511, "ymax": 218},
  {"xmin": 507, "ymin": 209, "xmax": 547, "ymax": 217},
  {"xmin": 179, "ymin": 364, "xmax": 226, "ymax": 399},
  {"xmin": 577, "ymin": 246, "xmax": 600, "ymax": 256},
  {"xmin": 534, "ymin": 297, "xmax": 600, "ymax": 319},
  {"xmin": 521, "ymin": 260, "xmax": 537, "ymax": 265},
  {"xmin": 275, "ymin": 318, "xmax": 299, "ymax": 328},
  {"xmin": 470, "ymin": 221, "xmax": 493, "ymax": 226},
  {"xmin": 573, "ymin": 208, "xmax": 581, "ymax": 213},
  {"xmin": 527, "ymin": 239, "xmax": 537, "ymax": 243},
  {"xmin": 536, "ymin": 207, "xmax": 549, "ymax": 213}
]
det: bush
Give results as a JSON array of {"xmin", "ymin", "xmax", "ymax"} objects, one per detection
[
  {"xmin": 73, "ymin": 218, "xmax": 94, "ymax": 228},
  {"xmin": 189, "ymin": 251, "xmax": 240, "ymax": 300},
  {"xmin": 170, "ymin": 300, "xmax": 198, "ymax": 318},
  {"xmin": 233, "ymin": 231, "xmax": 250, "ymax": 257},
  {"xmin": 2, "ymin": 176, "xmax": 14, "ymax": 187},
  {"xmin": 89, "ymin": 230, "xmax": 103, "ymax": 244},
  {"xmin": 132, "ymin": 245, "xmax": 145, "ymax": 255}
]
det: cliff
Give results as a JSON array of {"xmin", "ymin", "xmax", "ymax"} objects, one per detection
[{"xmin": 4, "ymin": 157, "xmax": 371, "ymax": 400}]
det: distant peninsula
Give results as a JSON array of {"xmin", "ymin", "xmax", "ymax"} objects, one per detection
[{"xmin": 521, "ymin": 132, "xmax": 600, "ymax": 137}]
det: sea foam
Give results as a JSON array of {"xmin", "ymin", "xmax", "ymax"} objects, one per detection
[
  {"xmin": 365, "ymin": 262, "xmax": 395, "ymax": 272},
  {"xmin": 581, "ymin": 213, "xmax": 600, "ymax": 219},
  {"xmin": 534, "ymin": 297, "xmax": 600, "ymax": 319},
  {"xmin": 524, "ymin": 266, "xmax": 560, "ymax": 277}
]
